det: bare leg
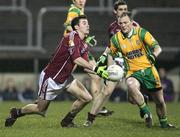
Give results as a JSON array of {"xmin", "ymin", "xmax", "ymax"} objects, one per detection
[
  {"xmin": 21, "ymin": 98, "xmax": 50, "ymax": 116},
  {"xmin": 67, "ymin": 79, "xmax": 92, "ymax": 114},
  {"xmin": 88, "ymin": 59, "xmax": 101, "ymax": 98},
  {"xmin": 61, "ymin": 79, "xmax": 92, "ymax": 127},
  {"xmin": 90, "ymin": 81, "xmax": 117, "ymax": 114},
  {"xmin": 150, "ymin": 89, "xmax": 170, "ymax": 128},
  {"xmin": 126, "ymin": 77, "xmax": 144, "ymax": 105},
  {"xmin": 126, "ymin": 77, "xmax": 152, "ymax": 127},
  {"xmin": 83, "ymin": 81, "xmax": 117, "ymax": 127},
  {"xmin": 5, "ymin": 98, "xmax": 50, "ymax": 127},
  {"xmin": 150, "ymin": 89, "xmax": 167, "ymax": 118}
]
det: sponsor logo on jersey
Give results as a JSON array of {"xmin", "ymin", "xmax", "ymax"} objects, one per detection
[
  {"xmin": 80, "ymin": 47, "xmax": 86, "ymax": 55},
  {"xmin": 127, "ymin": 49, "xmax": 143, "ymax": 59}
]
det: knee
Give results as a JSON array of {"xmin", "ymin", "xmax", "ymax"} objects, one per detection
[
  {"xmin": 84, "ymin": 94, "xmax": 93, "ymax": 103},
  {"xmin": 127, "ymin": 82, "xmax": 135, "ymax": 91},
  {"xmin": 126, "ymin": 78, "xmax": 138, "ymax": 91},
  {"xmin": 101, "ymin": 86, "xmax": 113, "ymax": 97},
  {"xmin": 91, "ymin": 75, "xmax": 101, "ymax": 83}
]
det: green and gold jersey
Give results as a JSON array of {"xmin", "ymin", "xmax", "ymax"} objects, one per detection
[
  {"xmin": 110, "ymin": 27, "xmax": 159, "ymax": 77},
  {"xmin": 64, "ymin": 4, "xmax": 84, "ymax": 36}
]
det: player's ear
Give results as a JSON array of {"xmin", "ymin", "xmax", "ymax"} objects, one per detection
[{"xmin": 74, "ymin": 24, "xmax": 79, "ymax": 30}]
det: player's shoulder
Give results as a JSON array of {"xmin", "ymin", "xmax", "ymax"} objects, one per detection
[
  {"xmin": 137, "ymin": 27, "xmax": 148, "ymax": 34},
  {"xmin": 132, "ymin": 20, "xmax": 140, "ymax": 27},
  {"xmin": 69, "ymin": 4, "xmax": 81, "ymax": 14},
  {"xmin": 67, "ymin": 31, "xmax": 81, "ymax": 44},
  {"xmin": 110, "ymin": 31, "xmax": 120, "ymax": 41},
  {"xmin": 109, "ymin": 20, "xmax": 118, "ymax": 28},
  {"xmin": 67, "ymin": 31, "xmax": 79, "ymax": 39}
]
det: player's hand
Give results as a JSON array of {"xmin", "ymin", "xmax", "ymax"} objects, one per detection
[
  {"xmin": 94, "ymin": 66, "xmax": 109, "ymax": 80},
  {"xmin": 85, "ymin": 35, "xmax": 97, "ymax": 47},
  {"xmin": 148, "ymin": 54, "xmax": 156, "ymax": 64},
  {"xmin": 96, "ymin": 53, "xmax": 107, "ymax": 66}
]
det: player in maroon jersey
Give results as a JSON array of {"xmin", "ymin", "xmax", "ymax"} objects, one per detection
[
  {"xmin": 108, "ymin": 1, "xmax": 139, "ymax": 38},
  {"xmin": 5, "ymin": 15, "xmax": 108, "ymax": 128}
]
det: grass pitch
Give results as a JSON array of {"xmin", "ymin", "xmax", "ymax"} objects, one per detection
[{"xmin": 0, "ymin": 101, "xmax": 179, "ymax": 137}]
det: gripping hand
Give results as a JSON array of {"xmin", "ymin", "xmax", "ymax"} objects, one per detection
[
  {"xmin": 96, "ymin": 54, "xmax": 107, "ymax": 67},
  {"xmin": 94, "ymin": 66, "xmax": 109, "ymax": 80},
  {"xmin": 85, "ymin": 36, "xmax": 97, "ymax": 47}
]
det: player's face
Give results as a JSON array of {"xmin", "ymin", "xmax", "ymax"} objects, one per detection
[
  {"xmin": 115, "ymin": 5, "xmax": 128, "ymax": 17},
  {"xmin": 77, "ymin": 19, "xmax": 89, "ymax": 35},
  {"xmin": 73, "ymin": 0, "xmax": 86, "ymax": 9},
  {"xmin": 118, "ymin": 15, "xmax": 133, "ymax": 34}
]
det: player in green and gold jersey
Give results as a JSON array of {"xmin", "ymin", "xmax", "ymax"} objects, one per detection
[
  {"xmin": 64, "ymin": 0, "xmax": 85, "ymax": 35},
  {"xmin": 84, "ymin": 12, "xmax": 175, "ymax": 128},
  {"xmin": 109, "ymin": 13, "xmax": 175, "ymax": 128}
]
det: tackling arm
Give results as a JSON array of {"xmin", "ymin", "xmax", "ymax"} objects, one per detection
[
  {"xmin": 73, "ymin": 57, "xmax": 94, "ymax": 70},
  {"xmin": 74, "ymin": 57, "xmax": 108, "ymax": 79}
]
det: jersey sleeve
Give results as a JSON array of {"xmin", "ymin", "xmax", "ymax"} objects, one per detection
[
  {"xmin": 109, "ymin": 35, "xmax": 118, "ymax": 55},
  {"xmin": 81, "ymin": 51, "xmax": 88, "ymax": 62},
  {"xmin": 67, "ymin": 33, "xmax": 82, "ymax": 62},
  {"xmin": 139, "ymin": 28, "xmax": 159, "ymax": 49},
  {"xmin": 108, "ymin": 26, "xmax": 113, "ymax": 39}
]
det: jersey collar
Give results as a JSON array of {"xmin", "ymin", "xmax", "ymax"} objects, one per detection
[{"xmin": 121, "ymin": 28, "xmax": 137, "ymax": 39}]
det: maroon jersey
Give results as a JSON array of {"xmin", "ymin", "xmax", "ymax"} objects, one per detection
[
  {"xmin": 44, "ymin": 31, "xmax": 88, "ymax": 84},
  {"xmin": 108, "ymin": 20, "xmax": 139, "ymax": 39}
]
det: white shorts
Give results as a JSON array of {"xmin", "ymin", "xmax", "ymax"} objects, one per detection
[{"xmin": 38, "ymin": 71, "xmax": 74, "ymax": 100}]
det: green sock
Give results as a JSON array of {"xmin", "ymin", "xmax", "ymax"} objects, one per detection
[
  {"xmin": 139, "ymin": 102, "xmax": 151, "ymax": 116},
  {"xmin": 159, "ymin": 117, "xmax": 168, "ymax": 128}
]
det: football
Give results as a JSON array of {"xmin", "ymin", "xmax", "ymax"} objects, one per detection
[{"xmin": 107, "ymin": 64, "xmax": 124, "ymax": 82}]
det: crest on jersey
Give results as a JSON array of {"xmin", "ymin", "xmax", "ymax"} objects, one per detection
[
  {"xmin": 68, "ymin": 46, "xmax": 74, "ymax": 55},
  {"xmin": 69, "ymin": 40, "xmax": 75, "ymax": 47},
  {"xmin": 136, "ymin": 40, "xmax": 141, "ymax": 45}
]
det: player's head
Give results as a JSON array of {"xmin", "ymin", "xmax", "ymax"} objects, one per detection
[
  {"xmin": 71, "ymin": 15, "xmax": 89, "ymax": 35},
  {"xmin": 113, "ymin": 0, "xmax": 128, "ymax": 18},
  {"xmin": 118, "ymin": 12, "xmax": 133, "ymax": 34},
  {"xmin": 73, "ymin": 0, "xmax": 86, "ymax": 9}
]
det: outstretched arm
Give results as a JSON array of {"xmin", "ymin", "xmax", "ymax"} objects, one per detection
[
  {"xmin": 74, "ymin": 57, "xmax": 108, "ymax": 80},
  {"xmin": 73, "ymin": 57, "xmax": 94, "ymax": 70}
]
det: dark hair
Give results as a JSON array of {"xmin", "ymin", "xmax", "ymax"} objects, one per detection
[
  {"xmin": 113, "ymin": 0, "xmax": 127, "ymax": 11},
  {"xmin": 71, "ymin": 15, "xmax": 87, "ymax": 30},
  {"xmin": 119, "ymin": 12, "xmax": 132, "ymax": 20}
]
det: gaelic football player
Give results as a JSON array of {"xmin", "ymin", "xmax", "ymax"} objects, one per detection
[
  {"xmin": 64, "ymin": 0, "xmax": 113, "ymax": 116},
  {"xmin": 5, "ymin": 15, "xmax": 108, "ymax": 128},
  {"xmin": 85, "ymin": 13, "xmax": 175, "ymax": 128}
]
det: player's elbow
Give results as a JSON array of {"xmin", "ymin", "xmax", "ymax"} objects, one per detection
[
  {"xmin": 158, "ymin": 46, "xmax": 162, "ymax": 54},
  {"xmin": 154, "ymin": 45, "xmax": 162, "ymax": 57}
]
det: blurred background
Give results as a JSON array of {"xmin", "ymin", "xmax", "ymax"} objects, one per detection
[{"xmin": 0, "ymin": 0, "xmax": 179, "ymax": 103}]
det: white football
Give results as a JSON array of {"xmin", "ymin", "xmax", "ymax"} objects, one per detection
[{"xmin": 107, "ymin": 64, "xmax": 124, "ymax": 82}]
